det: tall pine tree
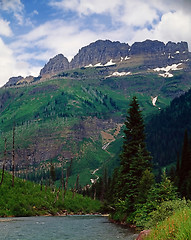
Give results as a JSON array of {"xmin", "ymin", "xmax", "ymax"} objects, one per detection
[{"xmin": 117, "ymin": 96, "xmax": 152, "ymax": 212}]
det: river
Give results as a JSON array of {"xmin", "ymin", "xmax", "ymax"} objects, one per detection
[{"xmin": 0, "ymin": 215, "xmax": 138, "ymax": 240}]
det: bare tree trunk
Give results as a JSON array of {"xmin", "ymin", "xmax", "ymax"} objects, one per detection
[
  {"xmin": 73, "ymin": 174, "xmax": 79, "ymax": 198},
  {"xmin": 64, "ymin": 158, "xmax": 73, "ymax": 198},
  {"xmin": 0, "ymin": 138, "xmax": 7, "ymax": 186},
  {"xmin": 64, "ymin": 168, "xmax": 68, "ymax": 197},
  {"xmin": 55, "ymin": 185, "xmax": 61, "ymax": 203},
  {"xmin": 40, "ymin": 177, "xmax": 43, "ymax": 191},
  {"xmin": 94, "ymin": 187, "xmax": 96, "ymax": 200},
  {"xmin": 12, "ymin": 124, "xmax": 15, "ymax": 187},
  {"xmin": 61, "ymin": 157, "xmax": 64, "ymax": 191}
]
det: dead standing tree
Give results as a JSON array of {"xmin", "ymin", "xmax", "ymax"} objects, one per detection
[
  {"xmin": 64, "ymin": 158, "xmax": 73, "ymax": 199},
  {"xmin": 12, "ymin": 124, "xmax": 15, "ymax": 187},
  {"xmin": 0, "ymin": 138, "xmax": 7, "ymax": 186}
]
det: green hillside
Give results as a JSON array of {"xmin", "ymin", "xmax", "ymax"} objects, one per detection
[
  {"xmin": 0, "ymin": 63, "xmax": 191, "ymax": 186},
  {"xmin": 0, "ymin": 170, "xmax": 101, "ymax": 217}
]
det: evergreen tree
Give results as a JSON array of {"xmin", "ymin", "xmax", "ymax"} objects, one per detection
[
  {"xmin": 137, "ymin": 169, "xmax": 155, "ymax": 204},
  {"xmin": 178, "ymin": 130, "xmax": 191, "ymax": 198},
  {"xmin": 50, "ymin": 162, "xmax": 56, "ymax": 185},
  {"xmin": 117, "ymin": 96, "xmax": 152, "ymax": 212},
  {"xmin": 180, "ymin": 130, "xmax": 190, "ymax": 181}
]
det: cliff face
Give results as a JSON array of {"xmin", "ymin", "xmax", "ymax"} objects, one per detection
[
  {"xmin": 4, "ymin": 76, "xmax": 35, "ymax": 87},
  {"xmin": 70, "ymin": 40, "xmax": 130, "ymax": 69},
  {"xmin": 4, "ymin": 76, "xmax": 23, "ymax": 87},
  {"xmin": 4, "ymin": 39, "xmax": 190, "ymax": 86},
  {"xmin": 39, "ymin": 39, "xmax": 189, "ymax": 75},
  {"xmin": 129, "ymin": 40, "xmax": 189, "ymax": 68},
  {"xmin": 39, "ymin": 54, "xmax": 69, "ymax": 76}
]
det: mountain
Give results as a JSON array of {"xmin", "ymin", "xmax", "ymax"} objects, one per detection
[
  {"xmin": 70, "ymin": 40, "xmax": 130, "ymax": 69},
  {"xmin": 40, "ymin": 54, "xmax": 69, "ymax": 77},
  {"xmin": 5, "ymin": 39, "xmax": 190, "ymax": 87},
  {"xmin": 1, "ymin": 39, "xmax": 191, "ymax": 186}
]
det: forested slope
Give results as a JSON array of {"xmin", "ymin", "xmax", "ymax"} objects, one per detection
[{"xmin": 146, "ymin": 88, "xmax": 191, "ymax": 168}]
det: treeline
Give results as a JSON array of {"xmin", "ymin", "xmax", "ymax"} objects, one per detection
[{"xmin": 146, "ymin": 88, "xmax": 191, "ymax": 168}]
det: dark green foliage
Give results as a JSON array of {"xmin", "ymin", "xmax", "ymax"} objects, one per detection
[
  {"xmin": 133, "ymin": 173, "xmax": 178, "ymax": 227},
  {"xmin": 176, "ymin": 130, "xmax": 191, "ymax": 199},
  {"xmin": 107, "ymin": 97, "xmax": 181, "ymax": 227},
  {"xmin": 0, "ymin": 171, "xmax": 101, "ymax": 217},
  {"xmin": 117, "ymin": 97, "xmax": 152, "ymax": 211},
  {"xmin": 136, "ymin": 169, "xmax": 155, "ymax": 204},
  {"xmin": 106, "ymin": 96, "xmax": 154, "ymax": 225},
  {"xmin": 146, "ymin": 88, "xmax": 191, "ymax": 168}
]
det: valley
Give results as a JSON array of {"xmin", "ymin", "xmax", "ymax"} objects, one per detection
[{"xmin": 0, "ymin": 39, "xmax": 191, "ymax": 187}]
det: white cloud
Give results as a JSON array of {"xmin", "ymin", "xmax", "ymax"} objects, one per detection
[
  {"xmin": 0, "ymin": 37, "xmax": 41, "ymax": 87},
  {"xmin": 0, "ymin": 0, "xmax": 24, "ymax": 25},
  {"xmin": 0, "ymin": 38, "xmax": 17, "ymax": 86},
  {"xmin": 49, "ymin": 0, "xmax": 191, "ymax": 34},
  {"xmin": 130, "ymin": 10, "xmax": 191, "ymax": 50},
  {"xmin": 0, "ymin": 18, "xmax": 12, "ymax": 37},
  {"xmin": 49, "ymin": 0, "xmax": 122, "ymax": 16},
  {"xmin": 153, "ymin": 11, "xmax": 191, "ymax": 44},
  {"xmin": 10, "ymin": 19, "xmax": 105, "ymax": 62},
  {"xmin": 120, "ymin": 1, "xmax": 159, "ymax": 27},
  {"xmin": 49, "ymin": 0, "xmax": 163, "ymax": 28}
]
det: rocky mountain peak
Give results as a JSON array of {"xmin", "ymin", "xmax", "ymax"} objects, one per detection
[
  {"xmin": 70, "ymin": 39, "xmax": 130, "ymax": 69},
  {"xmin": 39, "ymin": 39, "xmax": 189, "ymax": 77},
  {"xmin": 5, "ymin": 39, "xmax": 190, "ymax": 87},
  {"xmin": 130, "ymin": 40, "xmax": 166, "ymax": 55},
  {"xmin": 39, "ymin": 54, "xmax": 69, "ymax": 76},
  {"xmin": 165, "ymin": 41, "xmax": 188, "ymax": 54},
  {"xmin": 4, "ymin": 76, "xmax": 35, "ymax": 87},
  {"xmin": 4, "ymin": 76, "xmax": 23, "ymax": 87}
]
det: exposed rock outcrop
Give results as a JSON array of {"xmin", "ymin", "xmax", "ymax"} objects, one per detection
[
  {"xmin": 39, "ymin": 54, "xmax": 69, "ymax": 76},
  {"xmin": 39, "ymin": 39, "xmax": 189, "ymax": 76},
  {"xmin": 130, "ymin": 40, "xmax": 165, "ymax": 55},
  {"xmin": 4, "ymin": 76, "xmax": 35, "ymax": 87},
  {"xmin": 70, "ymin": 40, "xmax": 130, "ymax": 69},
  {"xmin": 5, "ymin": 39, "xmax": 190, "ymax": 86},
  {"xmin": 130, "ymin": 40, "xmax": 189, "ymax": 68},
  {"xmin": 4, "ymin": 76, "xmax": 23, "ymax": 87},
  {"xmin": 136, "ymin": 230, "xmax": 151, "ymax": 240}
]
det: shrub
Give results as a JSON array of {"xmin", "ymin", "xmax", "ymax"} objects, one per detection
[
  {"xmin": 0, "ymin": 171, "xmax": 102, "ymax": 217},
  {"xmin": 145, "ymin": 207, "xmax": 191, "ymax": 240}
]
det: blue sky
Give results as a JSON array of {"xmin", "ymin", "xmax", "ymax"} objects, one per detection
[{"xmin": 0, "ymin": 0, "xmax": 191, "ymax": 86}]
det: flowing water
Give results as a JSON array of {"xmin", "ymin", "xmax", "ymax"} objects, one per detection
[{"xmin": 0, "ymin": 215, "xmax": 138, "ymax": 240}]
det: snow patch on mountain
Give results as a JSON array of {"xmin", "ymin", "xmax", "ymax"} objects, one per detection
[
  {"xmin": 104, "ymin": 59, "xmax": 116, "ymax": 66},
  {"xmin": 85, "ymin": 59, "xmax": 116, "ymax": 68},
  {"xmin": 125, "ymin": 56, "xmax": 131, "ymax": 60},
  {"xmin": 102, "ymin": 142, "xmax": 111, "ymax": 150},
  {"xmin": 94, "ymin": 63, "xmax": 104, "ymax": 67},
  {"xmin": 153, "ymin": 63, "xmax": 183, "ymax": 78},
  {"xmin": 106, "ymin": 71, "xmax": 131, "ymax": 78},
  {"xmin": 151, "ymin": 96, "xmax": 158, "ymax": 106},
  {"xmin": 159, "ymin": 72, "xmax": 173, "ymax": 78},
  {"xmin": 85, "ymin": 64, "xmax": 93, "ymax": 68}
]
